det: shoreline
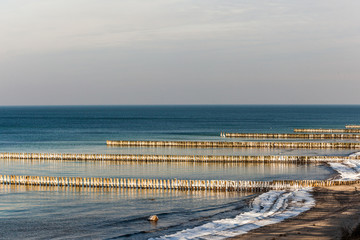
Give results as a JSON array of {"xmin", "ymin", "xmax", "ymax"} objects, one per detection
[{"xmin": 230, "ymin": 183, "xmax": 360, "ymax": 240}]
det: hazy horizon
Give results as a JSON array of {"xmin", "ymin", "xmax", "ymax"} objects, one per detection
[
  {"xmin": 1, "ymin": 104, "xmax": 360, "ymax": 107},
  {"xmin": 1, "ymin": 1, "xmax": 359, "ymax": 105}
]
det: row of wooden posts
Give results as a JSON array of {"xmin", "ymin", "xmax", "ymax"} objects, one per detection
[
  {"xmin": 222, "ymin": 133, "xmax": 360, "ymax": 139},
  {"xmin": 294, "ymin": 128, "xmax": 360, "ymax": 133},
  {"xmin": 220, "ymin": 126, "xmax": 360, "ymax": 137},
  {"xmin": 1, "ymin": 174, "xmax": 359, "ymax": 192},
  {"xmin": 346, "ymin": 125, "xmax": 360, "ymax": 129},
  {"xmin": 106, "ymin": 140, "xmax": 360, "ymax": 149},
  {"xmin": 0, "ymin": 152, "xmax": 358, "ymax": 162}
]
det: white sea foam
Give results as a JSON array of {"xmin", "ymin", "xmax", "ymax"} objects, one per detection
[
  {"xmin": 349, "ymin": 151, "xmax": 360, "ymax": 158},
  {"xmin": 151, "ymin": 189, "xmax": 314, "ymax": 240},
  {"xmin": 153, "ymin": 152, "xmax": 360, "ymax": 240},
  {"xmin": 328, "ymin": 159, "xmax": 360, "ymax": 181}
]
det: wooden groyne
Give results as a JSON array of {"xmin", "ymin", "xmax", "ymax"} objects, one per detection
[
  {"xmin": 223, "ymin": 133, "xmax": 360, "ymax": 139},
  {"xmin": 106, "ymin": 140, "xmax": 360, "ymax": 149},
  {"xmin": 346, "ymin": 125, "xmax": 360, "ymax": 129},
  {"xmin": 1, "ymin": 152, "xmax": 357, "ymax": 163},
  {"xmin": 1, "ymin": 174, "xmax": 359, "ymax": 192},
  {"xmin": 294, "ymin": 128, "xmax": 360, "ymax": 133}
]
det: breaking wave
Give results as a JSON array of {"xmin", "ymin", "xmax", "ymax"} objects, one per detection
[
  {"xmin": 152, "ymin": 189, "xmax": 314, "ymax": 240},
  {"xmin": 328, "ymin": 152, "xmax": 360, "ymax": 181},
  {"xmin": 153, "ymin": 152, "xmax": 360, "ymax": 240}
]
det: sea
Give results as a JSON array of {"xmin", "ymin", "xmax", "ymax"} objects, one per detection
[{"xmin": 0, "ymin": 105, "xmax": 359, "ymax": 239}]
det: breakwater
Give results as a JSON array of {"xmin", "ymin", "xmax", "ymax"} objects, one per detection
[
  {"xmin": 106, "ymin": 140, "xmax": 360, "ymax": 149},
  {"xmin": 223, "ymin": 133, "xmax": 360, "ymax": 139},
  {"xmin": 346, "ymin": 125, "xmax": 360, "ymax": 129},
  {"xmin": 294, "ymin": 128, "xmax": 360, "ymax": 133},
  {"xmin": 1, "ymin": 174, "xmax": 359, "ymax": 192},
  {"xmin": 0, "ymin": 152, "xmax": 357, "ymax": 162}
]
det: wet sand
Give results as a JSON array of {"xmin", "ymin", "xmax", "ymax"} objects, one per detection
[{"xmin": 231, "ymin": 183, "xmax": 360, "ymax": 240}]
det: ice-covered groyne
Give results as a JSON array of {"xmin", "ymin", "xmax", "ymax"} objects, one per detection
[
  {"xmin": 107, "ymin": 140, "xmax": 360, "ymax": 149},
  {"xmin": 223, "ymin": 132, "xmax": 360, "ymax": 139},
  {"xmin": 1, "ymin": 175, "xmax": 356, "ymax": 192},
  {"xmin": 0, "ymin": 152, "xmax": 356, "ymax": 163}
]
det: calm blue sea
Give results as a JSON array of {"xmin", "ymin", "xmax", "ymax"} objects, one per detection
[
  {"xmin": 0, "ymin": 105, "xmax": 359, "ymax": 239},
  {"xmin": 1, "ymin": 105, "xmax": 359, "ymax": 154}
]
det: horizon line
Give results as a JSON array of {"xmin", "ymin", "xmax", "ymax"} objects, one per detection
[{"xmin": 0, "ymin": 104, "xmax": 359, "ymax": 107}]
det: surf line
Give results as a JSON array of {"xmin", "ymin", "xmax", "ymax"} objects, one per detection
[
  {"xmin": 152, "ymin": 152, "xmax": 360, "ymax": 240},
  {"xmin": 152, "ymin": 188, "xmax": 314, "ymax": 240}
]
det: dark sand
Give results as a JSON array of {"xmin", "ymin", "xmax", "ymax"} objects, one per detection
[{"xmin": 230, "ymin": 183, "xmax": 360, "ymax": 240}]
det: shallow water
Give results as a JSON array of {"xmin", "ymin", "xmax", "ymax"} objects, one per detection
[
  {"xmin": 0, "ymin": 185, "xmax": 256, "ymax": 239},
  {"xmin": 0, "ymin": 159, "xmax": 333, "ymax": 181}
]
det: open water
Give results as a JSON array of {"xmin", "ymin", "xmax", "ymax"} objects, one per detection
[{"xmin": 0, "ymin": 105, "xmax": 359, "ymax": 239}]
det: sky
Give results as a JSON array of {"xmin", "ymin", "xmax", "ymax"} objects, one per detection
[{"xmin": 0, "ymin": 0, "xmax": 359, "ymax": 105}]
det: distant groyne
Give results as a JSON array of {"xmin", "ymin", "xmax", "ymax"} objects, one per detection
[
  {"xmin": 0, "ymin": 152, "xmax": 357, "ymax": 163},
  {"xmin": 223, "ymin": 133, "xmax": 360, "ymax": 139},
  {"xmin": 1, "ymin": 174, "xmax": 359, "ymax": 192},
  {"xmin": 346, "ymin": 125, "xmax": 360, "ymax": 129},
  {"xmin": 294, "ymin": 128, "xmax": 360, "ymax": 133},
  {"xmin": 106, "ymin": 140, "xmax": 360, "ymax": 149}
]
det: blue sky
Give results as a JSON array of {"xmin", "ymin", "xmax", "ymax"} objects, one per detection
[{"xmin": 1, "ymin": 0, "xmax": 359, "ymax": 105}]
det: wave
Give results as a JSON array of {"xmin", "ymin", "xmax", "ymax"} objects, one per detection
[
  {"xmin": 151, "ymin": 189, "xmax": 314, "ymax": 240},
  {"xmin": 349, "ymin": 151, "xmax": 360, "ymax": 158},
  {"xmin": 327, "ymin": 152, "xmax": 360, "ymax": 181},
  {"xmin": 152, "ymin": 152, "xmax": 360, "ymax": 240}
]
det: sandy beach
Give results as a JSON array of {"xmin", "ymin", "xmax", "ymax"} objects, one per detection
[{"xmin": 231, "ymin": 183, "xmax": 360, "ymax": 240}]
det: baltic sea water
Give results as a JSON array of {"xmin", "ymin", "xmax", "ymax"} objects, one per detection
[{"xmin": 0, "ymin": 105, "xmax": 359, "ymax": 239}]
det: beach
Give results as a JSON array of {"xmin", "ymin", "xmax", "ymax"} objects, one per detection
[{"xmin": 231, "ymin": 183, "xmax": 360, "ymax": 240}]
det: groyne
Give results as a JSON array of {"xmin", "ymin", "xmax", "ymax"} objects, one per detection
[
  {"xmin": 0, "ymin": 152, "xmax": 357, "ymax": 162},
  {"xmin": 346, "ymin": 125, "xmax": 360, "ymax": 129},
  {"xmin": 106, "ymin": 140, "xmax": 360, "ymax": 149},
  {"xmin": 1, "ymin": 174, "xmax": 359, "ymax": 192},
  {"xmin": 223, "ymin": 133, "xmax": 360, "ymax": 139},
  {"xmin": 294, "ymin": 129, "xmax": 360, "ymax": 133}
]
